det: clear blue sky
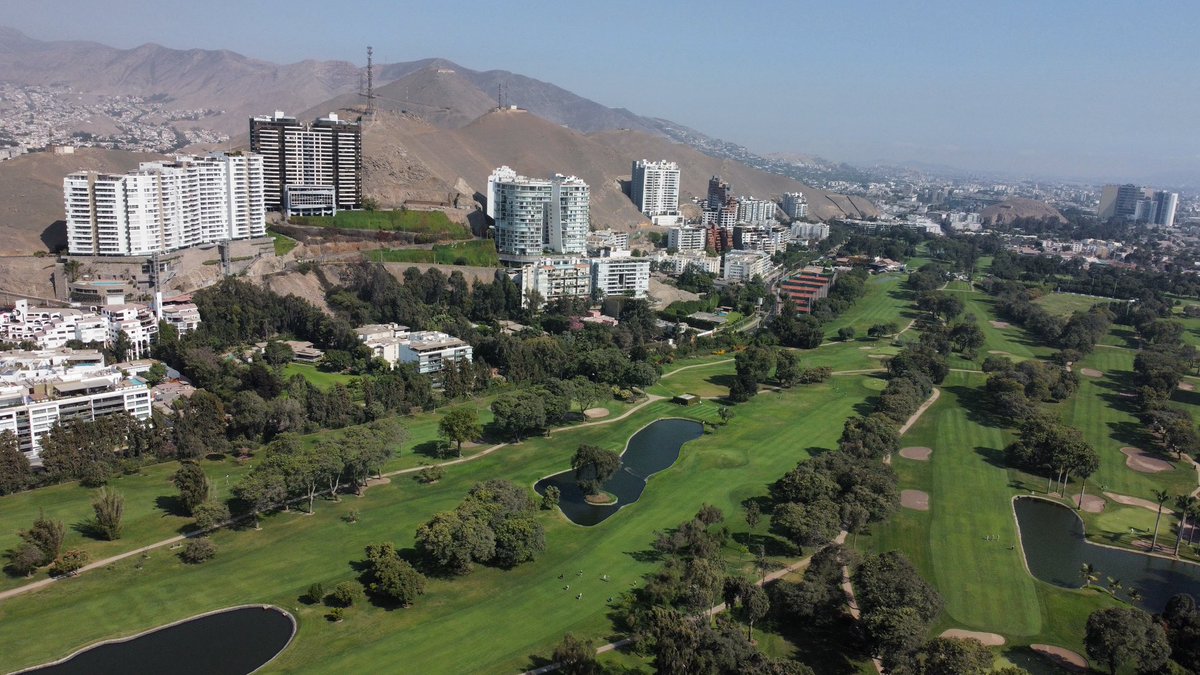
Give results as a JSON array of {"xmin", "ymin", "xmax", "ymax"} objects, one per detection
[{"xmin": 11, "ymin": 0, "xmax": 1200, "ymax": 184}]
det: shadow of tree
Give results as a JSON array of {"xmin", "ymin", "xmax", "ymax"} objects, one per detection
[
  {"xmin": 946, "ymin": 384, "xmax": 1009, "ymax": 429},
  {"xmin": 155, "ymin": 494, "xmax": 188, "ymax": 518}
]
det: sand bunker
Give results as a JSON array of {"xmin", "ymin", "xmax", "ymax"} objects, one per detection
[
  {"xmin": 901, "ymin": 489, "xmax": 930, "ymax": 511},
  {"xmin": 989, "ymin": 321, "xmax": 1011, "ymax": 329},
  {"xmin": 1071, "ymin": 493, "xmax": 1106, "ymax": 513},
  {"xmin": 987, "ymin": 350, "xmax": 1013, "ymax": 356},
  {"xmin": 1122, "ymin": 447, "xmax": 1173, "ymax": 473},
  {"xmin": 1079, "ymin": 368, "xmax": 1104, "ymax": 378},
  {"xmin": 899, "ymin": 446, "xmax": 933, "ymax": 461},
  {"xmin": 868, "ymin": 354, "xmax": 890, "ymax": 359},
  {"xmin": 1031, "ymin": 644, "xmax": 1089, "ymax": 672},
  {"xmin": 1103, "ymin": 491, "xmax": 1173, "ymax": 514},
  {"xmin": 939, "ymin": 629, "xmax": 1005, "ymax": 646},
  {"xmin": 1180, "ymin": 382, "xmax": 1196, "ymax": 392},
  {"xmin": 583, "ymin": 408, "xmax": 611, "ymax": 419}
]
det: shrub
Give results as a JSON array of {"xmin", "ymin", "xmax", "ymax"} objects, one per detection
[
  {"xmin": 306, "ymin": 582, "xmax": 325, "ymax": 604},
  {"xmin": 179, "ymin": 538, "xmax": 216, "ymax": 564},
  {"xmin": 49, "ymin": 549, "xmax": 89, "ymax": 576},
  {"xmin": 192, "ymin": 501, "xmax": 231, "ymax": 531},
  {"xmin": 417, "ymin": 465, "xmax": 444, "ymax": 484},
  {"xmin": 326, "ymin": 607, "xmax": 345, "ymax": 622},
  {"xmin": 327, "ymin": 581, "xmax": 360, "ymax": 608}
]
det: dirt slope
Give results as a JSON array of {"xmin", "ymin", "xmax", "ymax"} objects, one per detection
[{"xmin": 981, "ymin": 198, "xmax": 1066, "ymax": 226}]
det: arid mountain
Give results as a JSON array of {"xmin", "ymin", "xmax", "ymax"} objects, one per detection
[
  {"xmin": 981, "ymin": 198, "xmax": 1066, "ymax": 226},
  {"xmin": 353, "ymin": 107, "xmax": 875, "ymax": 229},
  {"xmin": 0, "ymin": 148, "xmax": 165, "ymax": 256}
]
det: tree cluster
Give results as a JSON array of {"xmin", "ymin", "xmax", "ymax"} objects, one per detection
[
  {"xmin": 852, "ymin": 552, "xmax": 944, "ymax": 673},
  {"xmin": 1004, "ymin": 412, "xmax": 1099, "ymax": 497},
  {"xmin": 984, "ymin": 357, "xmax": 1078, "ymax": 422},
  {"xmin": 414, "ymin": 480, "xmax": 545, "ymax": 575},
  {"xmin": 769, "ymin": 451, "xmax": 899, "ymax": 548}
]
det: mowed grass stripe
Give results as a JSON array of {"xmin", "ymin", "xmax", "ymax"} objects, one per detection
[{"xmin": 909, "ymin": 374, "xmax": 1042, "ymax": 635}]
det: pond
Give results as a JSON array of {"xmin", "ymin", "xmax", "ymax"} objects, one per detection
[
  {"xmin": 536, "ymin": 418, "xmax": 704, "ymax": 526},
  {"xmin": 1014, "ymin": 497, "xmax": 1200, "ymax": 613},
  {"xmin": 24, "ymin": 605, "xmax": 295, "ymax": 675}
]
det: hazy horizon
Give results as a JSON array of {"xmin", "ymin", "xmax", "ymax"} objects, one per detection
[{"xmin": 7, "ymin": 0, "xmax": 1199, "ymax": 186}]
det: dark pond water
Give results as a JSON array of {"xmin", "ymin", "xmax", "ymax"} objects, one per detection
[
  {"xmin": 25, "ymin": 606, "xmax": 295, "ymax": 675},
  {"xmin": 536, "ymin": 418, "xmax": 704, "ymax": 526},
  {"xmin": 1014, "ymin": 497, "xmax": 1200, "ymax": 613}
]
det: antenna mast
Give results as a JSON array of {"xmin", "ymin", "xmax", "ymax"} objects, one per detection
[{"xmin": 366, "ymin": 46, "xmax": 375, "ymax": 115}]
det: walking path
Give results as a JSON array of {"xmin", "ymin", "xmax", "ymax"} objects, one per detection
[{"xmin": 897, "ymin": 388, "xmax": 941, "ymax": 436}]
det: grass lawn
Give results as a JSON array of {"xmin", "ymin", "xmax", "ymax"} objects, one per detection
[
  {"xmin": 1033, "ymin": 293, "xmax": 1112, "ymax": 318},
  {"xmin": 371, "ymin": 240, "xmax": 500, "ymax": 267},
  {"xmin": 0, "ymin": 379, "xmax": 877, "ymax": 674},
  {"xmin": 822, "ymin": 273, "xmax": 917, "ymax": 339},
  {"xmin": 268, "ymin": 230, "xmax": 298, "ymax": 257},
  {"xmin": 282, "ymin": 363, "xmax": 358, "ymax": 391},
  {"xmin": 291, "ymin": 210, "xmax": 468, "ymax": 239}
]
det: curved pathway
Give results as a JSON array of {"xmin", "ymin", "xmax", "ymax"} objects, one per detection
[{"xmin": 898, "ymin": 388, "xmax": 941, "ymax": 436}]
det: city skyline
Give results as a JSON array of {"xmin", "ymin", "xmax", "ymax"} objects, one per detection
[{"xmin": 6, "ymin": 1, "xmax": 1200, "ymax": 185}]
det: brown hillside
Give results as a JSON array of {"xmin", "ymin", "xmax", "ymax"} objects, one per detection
[
  {"xmin": 981, "ymin": 198, "xmax": 1066, "ymax": 226},
  {"xmin": 0, "ymin": 149, "xmax": 166, "ymax": 255},
  {"xmin": 358, "ymin": 108, "xmax": 875, "ymax": 228}
]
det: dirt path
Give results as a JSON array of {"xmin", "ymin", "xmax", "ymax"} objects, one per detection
[{"xmin": 898, "ymin": 388, "xmax": 941, "ymax": 435}]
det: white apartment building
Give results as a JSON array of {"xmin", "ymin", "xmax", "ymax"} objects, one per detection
[
  {"xmin": 655, "ymin": 251, "xmax": 722, "ymax": 276},
  {"xmin": 781, "ymin": 192, "xmax": 809, "ymax": 220},
  {"xmin": 250, "ymin": 111, "xmax": 362, "ymax": 213},
  {"xmin": 355, "ymin": 324, "xmax": 472, "ymax": 375},
  {"xmin": 488, "ymin": 166, "xmax": 589, "ymax": 263},
  {"xmin": 736, "ymin": 197, "xmax": 778, "ymax": 226},
  {"xmin": 517, "ymin": 258, "xmax": 594, "ymax": 308},
  {"xmin": 631, "ymin": 160, "xmax": 681, "ymax": 226},
  {"xmin": 0, "ymin": 300, "xmax": 107, "ymax": 348},
  {"xmin": 668, "ymin": 226, "xmax": 707, "ymax": 252},
  {"xmin": 587, "ymin": 229, "xmax": 629, "ymax": 255},
  {"xmin": 0, "ymin": 350, "xmax": 151, "ymax": 461},
  {"xmin": 790, "ymin": 222, "xmax": 830, "ymax": 241},
  {"xmin": 591, "ymin": 254, "xmax": 651, "ymax": 299},
  {"xmin": 65, "ymin": 153, "xmax": 265, "ymax": 256},
  {"xmin": 100, "ymin": 305, "xmax": 159, "ymax": 359},
  {"xmin": 723, "ymin": 250, "xmax": 772, "ymax": 283}
]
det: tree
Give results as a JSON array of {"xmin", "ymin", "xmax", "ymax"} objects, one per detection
[
  {"xmin": 1175, "ymin": 494, "xmax": 1196, "ymax": 557},
  {"xmin": 20, "ymin": 511, "xmax": 64, "ymax": 565},
  {"xmin": 837, "ymin": 327, "xmax": 856, "ymax": 341},
  {"xmin": 492, "ymin": 516, "xmax": 545, "ymax": 567},
  {"xmin": 541, "ymin": 485, "xmax": 560, "ymax": 510},
  {"xmin": 91, "ymin": 487, "xmax": 124, "ymax": 540},
  {"xmin": 172, "ymin": 461, "xmax": 210, "ymax": 515},
  {"xmin": 263, "ymin": 341, "xmax": 295, "ymax": 368},
  {"xmin": 328, "ymin": 581, "xmax": 360, "ymax": 607},
  {"xmin": 306, "ymin": 582, "xmax": 326, "ymax": 604},
  {"xmin": 1151, "ymin": 489, "xmax": 1171, "ymax": 552},
  {"xmin": 50, "ymin": 549, "xmax": 89, "ymax": 576},
  {"xmin": 0, "ymin": 431, "xmax": 30, "ymax": 495},
  {"xmin": 723, "ymin": 577, "xmax": 770, "ymax": 641},
  {"xmin": 771, "ymin": 500, "xmax": 841, "ymax": 548},
  {"xmin": 362, "ymin": 543, "xmax": 426, "ymax": 606},
  {"xmin": 144, "ymin": 361, "xmax": 168, "ymax": 386},
  {"xmin": 438, "ymin": 407, "xmax": 482, "ymax": 457},
  {"xmin": 571, "ymin": 376, "xmax": 610, "ymax": 413},
  {"xmin": 551, "ymin": 633, "xmax": 600, "ymax": 675},
  {"xmin": 491, "ymin": 390, "xmax": 547, "ymax": 441},
  {"xmin": 775, "ymin": 350, "xmax": 800, "ymax": 388},
  {"xmin": 173, "ymin": 390, "xmax": 230, "ymax": 458},
  {"xmin": 909, "ymin": 637, "xmax": 994, "ymax": 675},
  {"xmin": 414, "ymin": 511, "xmax": 494, "ymax": 575},
  {"xmin": 180, "ymin": 538, "xmax": 216, "ymax": 563},
  {"xmin": 1084, "ymin": 607, "xmax": 1169, "ymax": 675},
  {"xmin": 192, "ymin": 500, "xmax": 231, "ymax": 530},
  {"xmin": 572, "ymin": 444, "xmax": 621, "ymax": 497},
  {"xmin": 7, "ymin": 542, "xmax": 45, "ymax": 577},
  {"xmin": 112, "ymin": 330, "xmax": 132, "ymax": 363}
]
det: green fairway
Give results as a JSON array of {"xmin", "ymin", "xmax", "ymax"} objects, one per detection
[
  {"xmin": 268, "ymin": 230, "xmax": 298, "ymax": 257},
  {"xmin": 1033, "ymin": 293, "xmax": 1111, "ymax": 318},
  {"xmin": 282, "ymin": 363, "xmax": 358, "ymax": 390},
  {"xmin": 291, "ymin": 210, "xmax": 469, "ymax": 239},
  {"xmin": 860, "ymin": 372, "xmax": 1121, "ymax": 656},
  {"xmin": 822, "ymin": 273, "xmax": 917, "ymax": 339},
  {"xmin": 0, "ymin": 379, "xmax": 875, "ymax": 673}
]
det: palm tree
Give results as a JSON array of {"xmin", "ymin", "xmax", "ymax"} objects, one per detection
[
  {"xmin": 1175, "ymin": 495, "xmax": 1197, "ymax": 557},
  {"xmin": 1151, "ymin": 489, "xmax": 1171, "ymax": 552},
  {"xmin": 1080, "ymin": 563, "xmax": 1098, "ymax": 588},
  {"xmin": 1107, "ymin": 577, "xmax": 1123, "ymax": 595},
  {"xmin": 1128, "ymin": 588, "xmax": 1143, "ymax": 604},
  {"xmin": 1189, "ymin": 502, "xmax": 1200, "ymax": 548}
]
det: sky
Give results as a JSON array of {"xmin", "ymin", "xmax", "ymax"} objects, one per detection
[{"xmin": 10, "ymin": 0, "xmax": 1200, "ymax": 185}]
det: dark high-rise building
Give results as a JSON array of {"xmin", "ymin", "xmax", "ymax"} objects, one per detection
[
  {"xmin": 707, "ymin": 176, "xmax": 730, "ymax": 210},
  {"xmin": 249, "ymin": 111, "xmax": 362, "ymax": 215}
]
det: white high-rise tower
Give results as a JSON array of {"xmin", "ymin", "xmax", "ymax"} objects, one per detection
[{"xmin": 630, "ymin": 159, "xmax": 681, "ymax": 226}]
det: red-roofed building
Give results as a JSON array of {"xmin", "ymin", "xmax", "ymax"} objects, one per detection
[{"xmin": 779, "ymin": 271, "xmax": 835, "ymax": 313}]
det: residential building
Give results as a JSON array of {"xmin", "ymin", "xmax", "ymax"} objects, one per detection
[
  {"xmin": 398, "ymin": 331, "xmax": 473, "ymax": 375},
  {"xmin": 722, "ymin": 250, "xmax": 772, "ymax": 283},
  {"xmin": 487, "ymin": 166, "xmax": 589, "ymax": 264},
  {"xmin": 65, "ymin": 153, "xmax": 266, "ymax": 256},
  {"xmin": 654, "ymin": 251, "xmax": 722, "ymax": 276},
  {"xmin": 707, "ymin": 176, "xmax": 730, "ymax": 209},
  {"xmin": 100, "ymin": 305, "xmax": 159, "ymax": 359},
  {"xmin": 736, "ymin": 197, "xmax": 778, "ymax": 226},
  {"xmin": 587, "ymin": 230, "xmax": 629, "ymax": 256},
  {"xmin": 0, "ymin": 349, "xmax": 151, "ymax": 461},
  {"xmin": 0, "ymin": 300, "xmax": 107, "ymax": 348},
  {"xmin": 1098, "ymin": 184, "xmax": 1178, "ymax": 227},
  {"xmin": 790, "ymin": 222, "xmax": 830, "ymax": 241},
  {"xmin": 630, "ymin": 160, "xmax": 681, "ymax": 226},
  {"xmin": 781, "ymin": 192, "xmax": 808, "ymax": 220},
  {"xmin": 668, "ymin": 226, "xmax": 707, "ymax": 252},
  {"xmin": 516, "ymin": 258, "xmax": 594, "ymax": 308},
  {"xmin": 156, "ymin": 296, "xmax": 202, "ymax": 336},
  {"xmin": 249, "ymin": 111, "xmax": 362, "ymax": 214},
  {"xmin": 591, "ymin": 255, "xmax": 651, "ymax": 298},
  {"xmin": 706, "ymin": 226, "xmax": 734, "ymax": 253}
]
